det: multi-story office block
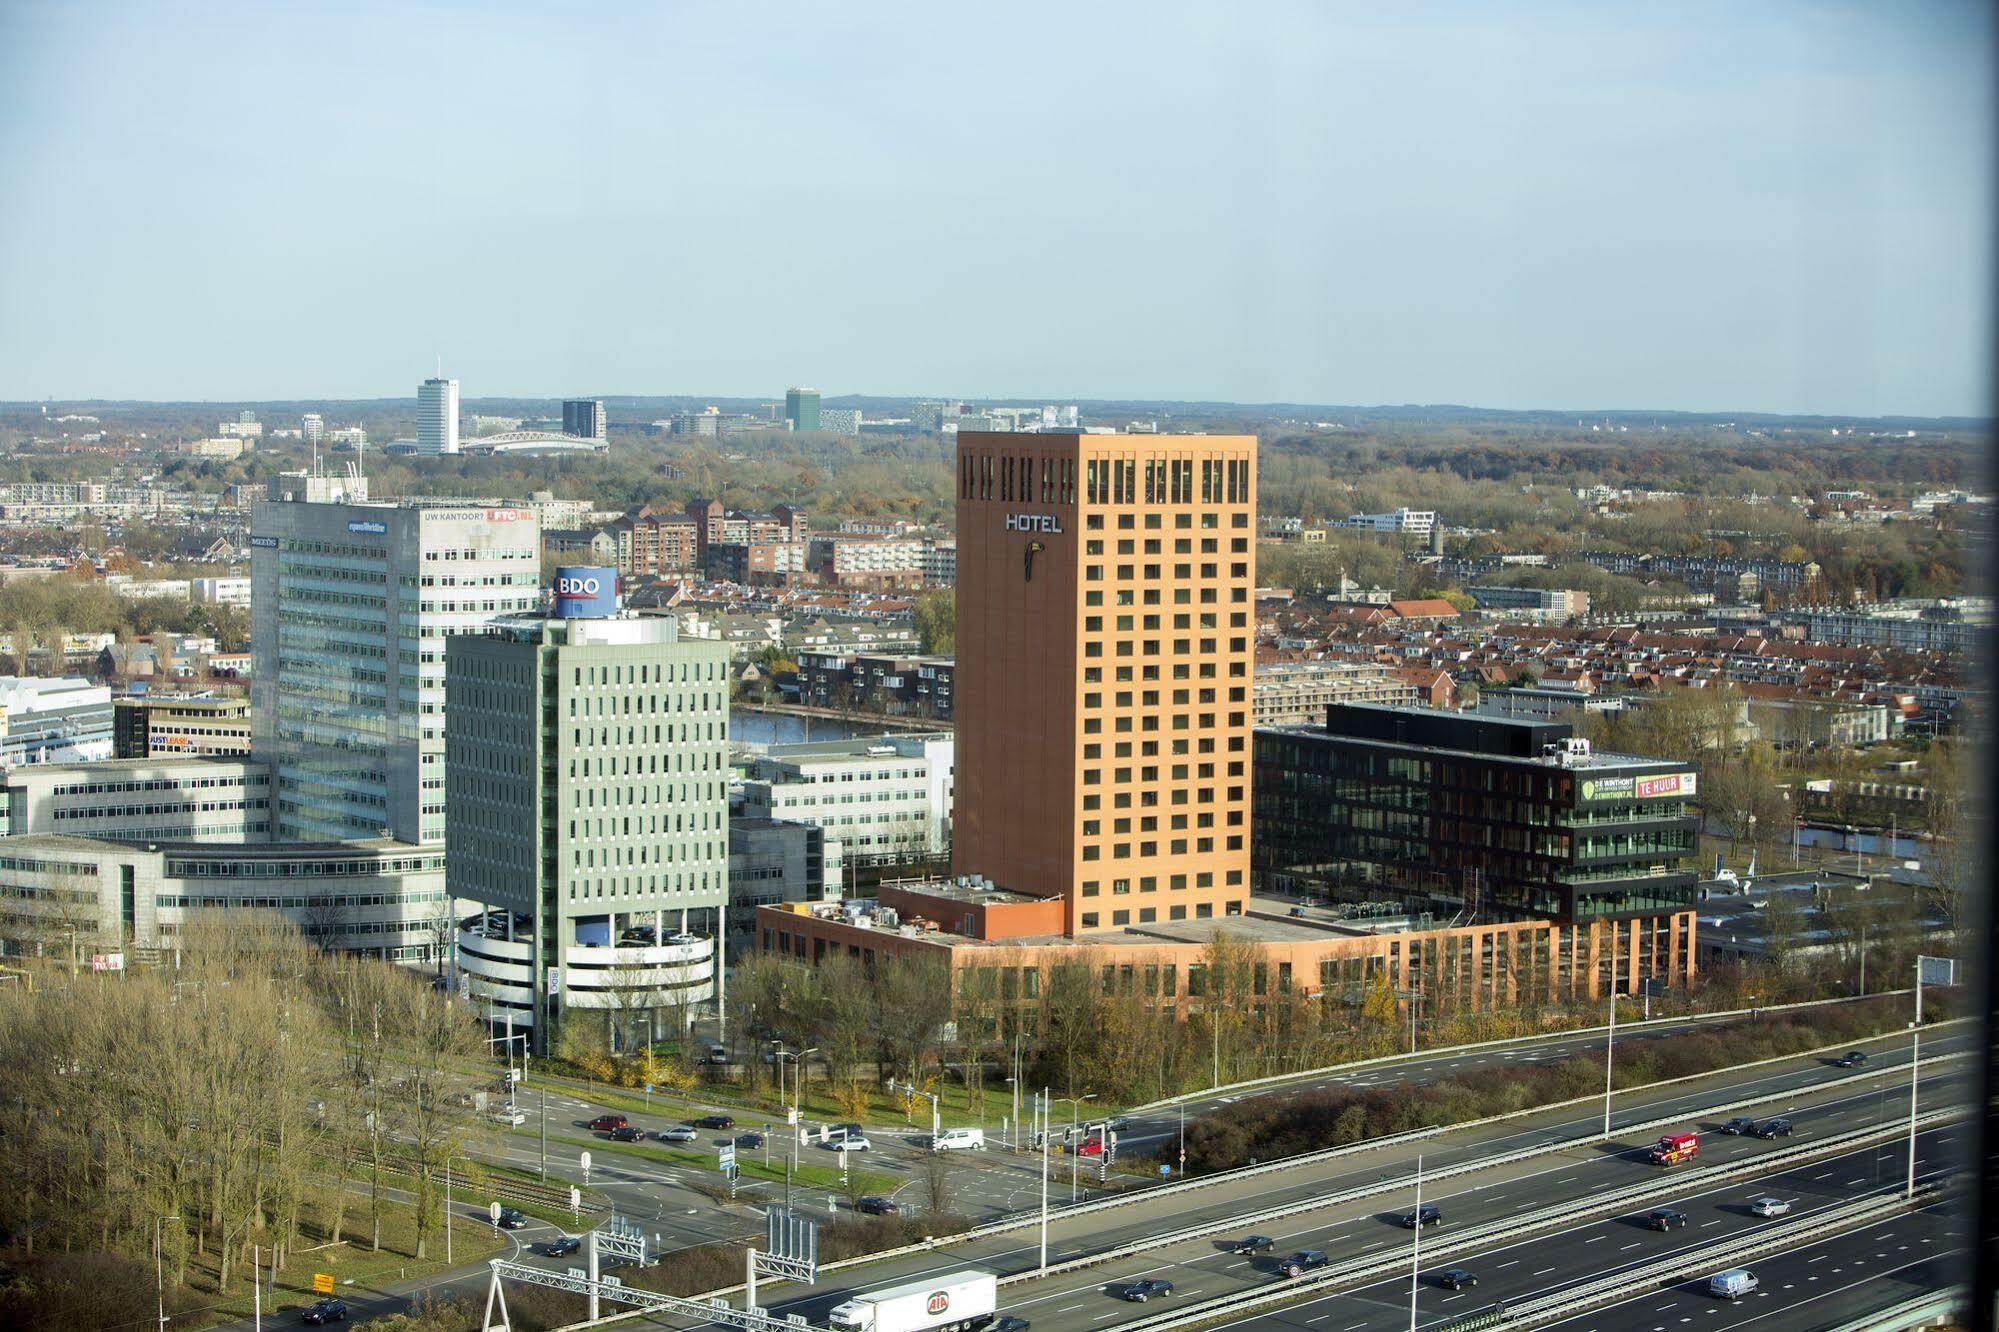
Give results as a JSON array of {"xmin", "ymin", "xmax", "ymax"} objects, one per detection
[
  {"xmin": 1253, "ymin": 704, "xmax": 1700, "ymax": 922},
  {"xmin": 738, "ymin": 731, "xmax": 952, "ymax": 870},
  {"xmin": 953, "ymin": 431, "xmax": 1258, "ymax": 933},
  {"xmin": 784, "ymin": 387, "xmax": 821, "ymax": 432},
  {"xmin": 4, "ymin": 756, "xmax": 270, "ymax": 841},
  {"xmin": 249, "ymin": 495, "xmax": 541, "ymax": 843},
  {"xmin": 562, "ymin": 399, "xmax": 608, "ymax": 440},
  {"xmin": 0, "ymin": 834, "xmax": 448, "ymax": 965},
  {"xmin": 446, "ymin": 589, "xmax": 730, "ymax": 1050},
  {"xmin": 418, "ymin": 376, "xmax": 460, "ymax": 455},
  {"xmin": 728, "ymin": 816, "xmax": 837, "ymax": 929},
  {"xmin": 113, "ymin": 694, "xmax": 253, "ymax": 757}
]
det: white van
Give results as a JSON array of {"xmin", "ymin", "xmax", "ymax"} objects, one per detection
[
  {"xmin": 933, "ymin": 1127, "xmax": 985, "ymax": 1152},
  {"xmin": 1708, "ymin": 1270, "xmax": 1759, "ymax": 1300}
]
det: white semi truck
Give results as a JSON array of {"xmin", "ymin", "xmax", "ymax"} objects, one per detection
[{"xmin": 827, "ymin": 1270, "xmax": 998, "ymax": 1332}]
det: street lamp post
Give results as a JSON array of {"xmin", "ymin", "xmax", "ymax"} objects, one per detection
[
  {"xmin": 1036, "ymin": 1088, "xmax": 1050, "ymax": 1274},
  {"xmin": 774, "ymin": 1045, "xmax": 817, "ymax": 1210},
  {"xmin": 1906, "ymin": 957, "xmax": 1951, "ymax": 1198},
  {"xmin": 1408, "ymin": 1156, "xmax": 1423, "ymax": 1332},
  {"xmin": 156, "ymin": 1213, "xmax": 180, "ymax": 1332}
]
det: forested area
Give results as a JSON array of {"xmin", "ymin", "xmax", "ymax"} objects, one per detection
[{"xmin": 0, "ymin": 915, "xmax": 492, "ymax": 1327}]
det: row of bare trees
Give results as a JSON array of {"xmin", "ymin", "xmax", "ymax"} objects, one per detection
[
  {"xmin": 722, "ymin": 935, "xmax": 1634, "ymax": 1110},
  {"xmin": 0, "ymin": 912, "xmax": 489, "ymax": 1304}
]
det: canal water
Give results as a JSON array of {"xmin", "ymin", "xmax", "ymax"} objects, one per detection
[{"xmin": 731, "ymin": 709, "xmax": 878, "ymax": 747}]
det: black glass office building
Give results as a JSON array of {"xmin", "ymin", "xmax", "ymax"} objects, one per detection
[{"xmin": 1253, "ymin": 704, "xmax": 1699, "ymax": 923}]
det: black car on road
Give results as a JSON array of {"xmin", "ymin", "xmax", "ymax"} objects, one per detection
[
  {"xmin": 854, "ymin": 1196, "xmax": 899, "ymax": 1215},
  {"xmin": 992, "ymin": 1319, "xmax": 1030, "ymax": 1332},
  {"xmin": 301, "ymin": 1299, "xmax": 348, "ymax": 1324},
  {"xmin": 1834, "ymin": 1051, "xmax": 1869, "ymax": 1068},
  {"xmin": 545, "ymin": 1236, "xmax": 581, "ymax": 1257},
  {"xmin": 1230, "ymin": 1234, "xmax": 1274, "ymax": 1255},
  {"xmin": 1119, "ymin": 1280, "xmax": 1175, "ymax": 1302},
  {"xmin": 1437, "ymin": 1269, "xmax": 1478, "ymax": 1291},
  {"xmin": 1646, "ymin": 1208, "xmax": 1688, "ymax": 1231},
  {"xmin": 1752, "ymin": 1118, "xmax": 1793, "ymax": 1139},
  {"xmin": 694, "ymin": 1114, "xmax": 736, "ymax": 1130},
  {"xmin": 1720, "ymin": 1117, "xmax": 1757, "ymax": 1135},
  {"xmin": 735, "ymin": 1130, "xmax": 766, "ymax": 1148},
  {"xmin": 1279, "ymin": 1250, "xmax": 1328, "ymax": 1277},
  {"xmin": 496, "ymin": 1207, "xmax": 529, "ymax": 1230},
  {"xmin": 609, "ymin": 1125, "xmax": 646, "ymax": 1142},
  {"xmin": 1401, "ymin": 1204, "xmax": 1443, "ymax": 1229}
]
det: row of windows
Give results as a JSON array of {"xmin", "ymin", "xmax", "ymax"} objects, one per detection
[
  {"xmin": 53, "ymin": 798, "xmax": 266, "ymax": 820},
  {"xmin": 1082, "ymin": 834, "xmax": 1244, "ymax": 860},
  {"xmin": 1078, "ymin": 899, "xmax": 1241, "ymax": 928},
  {"xmin": 155, "ymin": 889, "xmax": 447, "ymax": 909},
  {"xmin": 50, "ymin": 775, "xmax": 263, "ymax": 796},
  {"xmin": 1080, "ymin": 868, "xmax": 1240, "ymax": 895},
  {"xmin": 166, "ymin": 854, "xmax": 444, "ymax": 877},
  {"xmin": 1085, "ymin": 563, "xmax": 1251, "ymax": 583},
  {"xmin": 1086, "ymin": 535, "xmax": 1244, "ymax": 556},
  {"xmin": 957, "ymin": 452, "xmax": 1254, "ymax": 507},
  {"xmin": 572, "ymin": 661, "xmax": 723, "ymax": 686}
]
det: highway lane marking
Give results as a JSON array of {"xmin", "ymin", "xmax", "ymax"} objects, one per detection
[
  {"xmin": 1620, "ymin": 1242, "xmax": 1641, "ymax": 1250},
  {"xmin": 1494, "ymin": 1260, "xmax": 1519, "ymax": 1269},
  {"xmin": 1583, "ymin": 1235, "xmax": 1606, "ymax": 1243},
  {"xmin": 1534, "ymin": 1267, "xmax": 1557, "ymax": 1275}
]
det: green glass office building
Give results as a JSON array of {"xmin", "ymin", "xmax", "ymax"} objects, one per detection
[{"xmin": 1253, "ymin": 704, "xmax": 1699, "ymax": 923}]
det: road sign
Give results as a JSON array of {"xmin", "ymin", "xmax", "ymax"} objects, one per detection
[
  {"xmin": 1919, "ymin": 956, "xmax": 1957, "ymax": 986},
  {"xmin": 489, "ymin": 1200, "xmax": 503, "ymax": 1225},
  {"xmin": 313, "ymin": 1273, "xmax": 334, "ymax": 1295},
  {"xmin": 1159, "ymin": 1164, "xmax": 1172, "ymax": 1176},
  {"xmin": 718, "ymin": 1145, "xmax": 737, "ymax": 1171},
  {"xmin": 569, "ymin": 1186, "xmax": 581, "ymax": 1213}
]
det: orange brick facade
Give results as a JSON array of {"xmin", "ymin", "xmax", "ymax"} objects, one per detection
[
  {"xmin": 756, "ymin": 903, "xmax": 1697, "ymax": 1016},
  {"xmin": 952, "ymin": 431, "xmax": 1257, "ymax": 935}
]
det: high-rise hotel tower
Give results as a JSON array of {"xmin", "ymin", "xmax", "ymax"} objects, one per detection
[{"xmin": 951, "ymin": 431, "xmax": 1257, "ymax": 934}]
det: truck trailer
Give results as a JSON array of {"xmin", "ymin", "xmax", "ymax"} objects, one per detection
[{"xmin": 828, "ymin": 1271, "xmax": 999, "ymax": 1332}]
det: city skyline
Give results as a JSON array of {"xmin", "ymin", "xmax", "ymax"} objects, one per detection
[{"xmin": 1, "ymin": 3, "xmax": 1989, "ymax": 416}]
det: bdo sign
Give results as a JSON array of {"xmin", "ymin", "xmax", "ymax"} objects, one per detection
[{"xmin": 554, "ymin": 566, "xmax": 618, "ymax": 618}]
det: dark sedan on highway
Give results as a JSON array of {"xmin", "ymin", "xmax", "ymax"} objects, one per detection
[
  {"xmin": 1119, "ymin": 1280, "xmax": 1175, "ymax": 1302},
  {"xmin": 1437, "ymin": 1269, "xmax": 1478, "ymax": 1291},
  {"xmin": 1646, "ymin": 1208, "xmax": 1688, "ymax": 1231},
  {"xmin": 854, "ymin": 1196, "xmax": 899, "ymax": 1215},
  {"xmin": 545, "ymin": 1236, "xmax": 581, "ymax": 1257},
  {"xmin": 1230, "ymin": 1234, "xmax": 1274, "ymax": 1255},
  {"xmin": 1401, "ymin": 1204, "xmax": 1443, "ymax": 1229},
  {"xmin": 1279, "ymin": 1250, "xmax": 1328, "ymax": 1277}
]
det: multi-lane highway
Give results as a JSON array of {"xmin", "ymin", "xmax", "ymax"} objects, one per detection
[
  {"xmin": 1207, "ymin": 1125, "xmax": 1963, "ymax": 1332},
  {"xmin": 599, "ymin": 1026, "xmax": 1969, "ymax": 1332},
  {"xmin": 728, "ymin": 1068, "xmax": 1966, "ymax": 1332}
]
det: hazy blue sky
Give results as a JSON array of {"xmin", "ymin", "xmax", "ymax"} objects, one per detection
[{"xmin": 0, "ymin": 1, "xmax": 1990, "ymax": 415}]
